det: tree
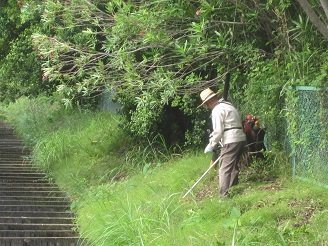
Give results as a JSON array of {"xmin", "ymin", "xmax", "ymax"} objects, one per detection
[
  {"xmin": 0, "ymin": 0, "xmax": 20, "ymax": 61},
  {"xmin": 0, "ymin": 0, "xmax": 51, "ymax": 102},
  {"xmin": 27, "ymin": 0, "xmax": 328, "ymax": 149},
  {"xmin": 32, "ymin": 0, "xmax": 275, "ymax": 146}
]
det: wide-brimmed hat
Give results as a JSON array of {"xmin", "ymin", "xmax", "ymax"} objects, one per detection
[{"xmin": 197, "ymin": 88, "xmax": 223, "ymax": 108}]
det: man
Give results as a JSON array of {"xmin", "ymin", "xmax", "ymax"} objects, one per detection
[{"xmin": 199, "ymin": 88, "xmax": 246, "ymax": 198}]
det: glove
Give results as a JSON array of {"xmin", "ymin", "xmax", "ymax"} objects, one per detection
[{"xmin": 204, "ymin": 144, "xmax": 214, "ymax": 153}]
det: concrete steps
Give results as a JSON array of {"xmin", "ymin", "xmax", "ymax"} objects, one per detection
[{"xmin": 0, "ymin": 121, "xmax": 87, "ymax": 246}]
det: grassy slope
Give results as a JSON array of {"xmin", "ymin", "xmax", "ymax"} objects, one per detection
[
  {"xmin": 2, "ymin": 99, "xmax": 328, "ymax": 246},
  {"xmin": 77, "ymin": 157, "xmax": 328, "ymax": 246}
]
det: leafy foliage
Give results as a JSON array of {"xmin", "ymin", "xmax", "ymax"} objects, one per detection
[
  {"xmin": 30, "ymin": 0, "xmax": 282, "ymax": 147},
  {"xmin": 0, "ymin": 0, "xmax": 50, "ymax": 102},
  {"xmin": 1, "ymin": 0, "xmax": 328, "ymax": 151},
  {"xmin": 0, "ymin": 29, "xmax": 50, "ymax": 102}
]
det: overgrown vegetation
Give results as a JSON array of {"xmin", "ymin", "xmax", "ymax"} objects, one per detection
[
  {"xmin": 1, "ymin": 1, "xmax": 328, "ymax": 245},
  {"xmin": 2, "ymin": 97, "xmax": 127, "ymax": 194},
  {"xmin": 1, "ymin": 0, "xmax": 328, "ymax": 150},
  {"xmin": 2, "ymin": 98, "xmax": 328, "ymax": 245}
]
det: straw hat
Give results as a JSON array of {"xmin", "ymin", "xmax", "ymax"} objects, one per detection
[{"xmin": 197, "ymin": 88, "xmax": 223, "ymax": 108}]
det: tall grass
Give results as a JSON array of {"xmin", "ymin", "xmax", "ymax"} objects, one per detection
[
  {"xmin": 76, "ymin": 153, "xmax": 328, "ymax": 245},
  {"xmin": 1, "ymin": 97, "xmax": 128, "ymax": 197},
  {"xmin": 77, "ymin": 155, "xmax": 220, "ymax": 246},
  {"xmin": 33, "ymin": 112, "xmax": 127, "ymax": 196},
  {"xmin": 2, "ymin": 96, "xmax": 68, "ymax": 144}
]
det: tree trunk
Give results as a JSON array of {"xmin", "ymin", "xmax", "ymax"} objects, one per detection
[
  {"xmin": 296, "ymin": 0, "xmax": 328, "ymax": 40},
  {"xmin": 319, "ymin": 0, "xmax": 328, "ymax": 20}
]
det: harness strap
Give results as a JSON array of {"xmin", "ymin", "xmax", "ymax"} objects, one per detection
[{"xmin": 224, "ymin": 127, "xmax": 242, "ymax": 131}]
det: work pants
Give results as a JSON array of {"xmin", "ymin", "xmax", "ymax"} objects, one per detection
[{"xmin": 219, "ymin": 141, "xmax": 246, "ymax": 197}]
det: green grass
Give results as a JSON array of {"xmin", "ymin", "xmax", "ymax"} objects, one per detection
[
  {"xmin": 32, "ymin": 112, "xmax": 127, "ymax": 196},
  {"xmin": 2, "ymin": 97, "xmax": 328, "ymax": 246},
  {"xmin": 76, "ymin": 155, "xmax": 328, "ymax": 246}
]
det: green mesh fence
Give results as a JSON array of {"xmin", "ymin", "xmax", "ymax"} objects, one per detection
[{"xmin": 292, "ymin": 86, "xmax": 328, "ymax": 186}]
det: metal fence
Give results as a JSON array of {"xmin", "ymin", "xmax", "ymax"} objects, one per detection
[
  {"xmin": 291, "ymin": 86, "xmax": 328, "ymax": 187},
  {"xmin": 100, "ymin": 91, "xmax": 121, "ymax": 113}
]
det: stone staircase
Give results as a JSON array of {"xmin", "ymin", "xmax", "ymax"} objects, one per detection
[{"xmin": 0, "ymin": 121, "xmax": 87, "ymax": 246}]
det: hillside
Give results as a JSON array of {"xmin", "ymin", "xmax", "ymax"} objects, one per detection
[{"xmin": 2, "ymin": 99, "xmax": 328, "ymax": 245}]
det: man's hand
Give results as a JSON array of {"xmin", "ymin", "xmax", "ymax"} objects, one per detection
[{"xmin": 204, "ymin": 144, "xmax": 214, "ymax": 153}]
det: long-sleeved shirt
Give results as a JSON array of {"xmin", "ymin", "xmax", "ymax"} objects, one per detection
[{"xmin": 209, "ymin": 99, "xmax": 246, "ymax": 148}]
